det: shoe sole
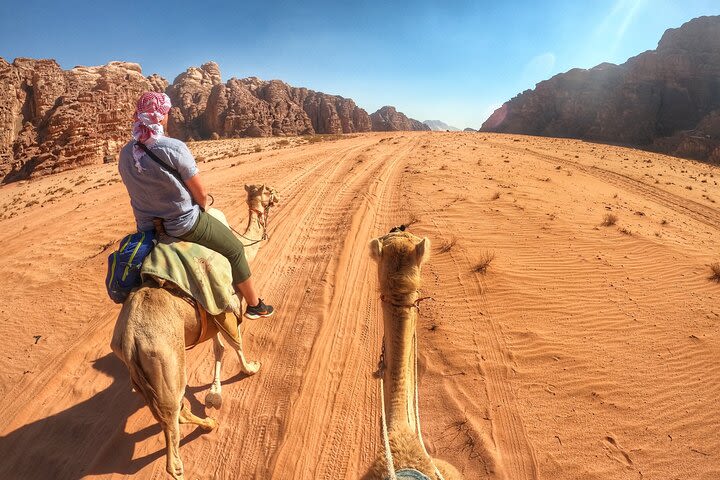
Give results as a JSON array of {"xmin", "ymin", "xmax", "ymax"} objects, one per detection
[{"xmin": 244, "ymin": 310, "xmax": 275, "ymax": 320}]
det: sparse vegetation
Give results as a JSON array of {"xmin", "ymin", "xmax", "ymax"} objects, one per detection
[
  {"xmin": 601, "ymin": 213, "xmax": 618, "ymax": 226},
  {"xmin": 253, "ymin": 144, "xmax": 263, "ymax": 153},
  {"xmin": 619, "ymin": 227, "xmax": 632, "ymax": 235},
  {"xmin": 438, "ymin": 236, "xmax": 457, "ymax": 253},
  {"xmin": 276, "ymin": 139, "xmax": 291, "ymax": 147},
  {"xmin": 710, "ymin": 262, "xmax": 720, "ymax": 282},
  {"xmin": 473, "ymin": 251, "xmax": 495, "ymax": 274},
  {"xmin": 405, "ymin": 213, "xmax": 420, "ymax": 227}
]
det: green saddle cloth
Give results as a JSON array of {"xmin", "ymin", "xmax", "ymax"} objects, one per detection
[{"xmin": 141, "ymin": 208, "xmax": 239, "ymax": 316}]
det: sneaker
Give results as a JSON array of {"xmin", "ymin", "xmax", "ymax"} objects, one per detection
[{"xmin": 245, "ymin": 298, "xmax": 274, "ymax": 319}]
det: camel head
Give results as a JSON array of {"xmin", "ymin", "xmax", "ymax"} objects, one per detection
[
  {"xmin": 244, "ymin": 184, "xmax": 279, "ymax": 211},
  {"xmin": 369, "ymin": 226, "xmax": 430, "ymax": 295}
]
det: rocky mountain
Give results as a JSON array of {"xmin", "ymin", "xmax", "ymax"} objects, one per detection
[
  {"xmin": 463, "ymin": 128, "xmax": 477, "ymax": 132},
  {"xmin": 0, "ymin": 59, "xmax": 419, "ymax": 183},
  {"xmin": 168, "ymin": 62, "xmax": 372, "ymax": 140},
  {"xmin": 423, "ymin": 120, "xmax": 460, "ymax": 131},
  {"xmin": 370, "ymin": 106, "xmax": 430, "ymax": 132},
  {"xmin": 481, "ymin": 16, "xmax": 720, "ymax": 163},
  {"xmin": 0, "ymin": 58, "xmax": 167, "ymax": 182}
]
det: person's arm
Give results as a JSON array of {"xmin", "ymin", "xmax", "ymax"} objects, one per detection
[{"xmin": 184, "ymin": 173, "xmax": 208, "ymax": 211}]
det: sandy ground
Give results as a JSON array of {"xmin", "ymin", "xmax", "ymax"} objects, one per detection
[{"xmin": 0, "ymin": 132, "xmax": 718, "ymax": 479}]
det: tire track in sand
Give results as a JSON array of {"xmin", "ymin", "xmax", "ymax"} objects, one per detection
[{"xmin": 489, "ymin": 141, "xmax": 720, "ymax": 231}]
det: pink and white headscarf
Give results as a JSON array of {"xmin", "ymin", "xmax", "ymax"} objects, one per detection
[{"xmin": 131, "ymin": 92, "xmax": 172, "ymax": 171}]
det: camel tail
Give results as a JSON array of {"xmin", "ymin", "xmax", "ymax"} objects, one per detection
[{"xmin": 124, "ymin": 336, "xmax": 165, "ymax": 423}]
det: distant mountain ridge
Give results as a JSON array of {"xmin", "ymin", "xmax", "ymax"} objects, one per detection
[
  {"xmin": 423, "ymin": 120, "xmax": 460, "ymax": 131},
  {"xmin": 481, "ymin": 15, "xmax": 720, "ymax": 163},
  {"xmin": 0, "ymin": 59, "xmax": 427, "ymax": 182}
]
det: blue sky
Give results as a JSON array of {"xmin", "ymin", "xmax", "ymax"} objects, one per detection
[{"xmin": 1, "ymin": 0, "xmax": 718, "ymax": 129}]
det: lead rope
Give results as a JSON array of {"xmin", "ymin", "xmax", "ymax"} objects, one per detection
[{"xmin": 229, "ymin": 205, "xmax": 269, "ymax": 246}]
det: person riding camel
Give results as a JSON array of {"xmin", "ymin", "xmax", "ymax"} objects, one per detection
[{"xmin": 117, "ymin": 91, "xmax": 274, "ymax": 320}]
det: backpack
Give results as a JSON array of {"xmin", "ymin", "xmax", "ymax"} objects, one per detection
[{"xmin": 105, "ymin": 230, "xmax": 157, "ymax": 304}]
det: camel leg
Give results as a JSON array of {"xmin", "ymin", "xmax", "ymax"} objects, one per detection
[
  {"xmin": 179, "ymin": 401, "xmax": 218, "ymax": 431},
  {"xmin": 205, "ymin": 334, "xmax": 225, "ymax": 409},
  {"xmin": 218, "ymin": 327, "xmax": 260, "ymax": 375},
  {"xmin": 163, "ymin": 409, "xmax": 184, "ymax": 480}
]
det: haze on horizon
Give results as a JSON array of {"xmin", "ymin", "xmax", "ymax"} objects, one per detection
[{"xmin": 1, "ymin": 0, "xmax": 718, "ymax": 130}]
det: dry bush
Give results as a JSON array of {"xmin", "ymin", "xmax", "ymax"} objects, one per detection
[
  {"xmin": 618, "ymin": 227, "xmax": 632, "ymax": 235},
  {"xmin": 473, "ymin": 251, "xmax": 495, "ymax": 274},
  {"xmin": 276, "ymin": 139, "xmax": 291, "ymax": 147},
  {"xmin": 491, "ymin": 192, "xmax": 501, "ymax": 200},
  {"xmin": 406, "ymin": 213, "xmax": 420, "ymax": 227},
  {"xmin": 710, "ymin": 262, "xmax": 720, "ymax": 282},
  {"xmin": 253, "ymin": 145, "xmax": 263, "ymax": 153},
  {"xmin": 601, "ymin": 213, "xmax": 618, "ymax": 226},
  {"xmin": 438, "ymin": 236, "xmax": 457, "ymax": 253}
]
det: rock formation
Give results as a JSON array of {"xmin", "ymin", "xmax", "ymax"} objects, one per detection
[
  {"xmin": 423, "ymin": 120, "xmax": 460, "ymax": 131},
  {"xmin": 0, "ymin": 59, "xmax": 424, "ymax": 183},
  {"xmin": 0, "ymin": 58, "xmax": 167, "ymax": 182},
  {"xmin": 167, "ymin": 62, "xmax": 371, "ymax": 140},
  {"xmin": 371, "ymin": 106, "xmax": 430, "ymax": 132},
  {"xmin": 463, "ymin": 128, "xmax": 477, "ymax": 132},
  {"xmin": 481, "ymin": 15, "xmax": 720, "ymax": 163}
]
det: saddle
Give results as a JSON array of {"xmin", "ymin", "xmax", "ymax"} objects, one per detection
[{"xmin": 141, "ymin": 208, "xmax": 243, "ymax": 349}]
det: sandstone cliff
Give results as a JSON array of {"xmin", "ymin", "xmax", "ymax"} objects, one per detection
[
  {"xmin": 167, "ymin": 62, "xmax": 371, "ymax": 139},
  {"xmin": 481, "ymin": 16, "xmax": 720, "ymax": 163},
  {"xmin": 0, "ymin": 58, "xmax": 167, "ymax": 182},
  {"xmin": 370, "ymin": 106, "xmax": 430, "ymax": 132},
  {"xmin": 0, "ymin": 59, "xmax": 421, "ymax": 183}
]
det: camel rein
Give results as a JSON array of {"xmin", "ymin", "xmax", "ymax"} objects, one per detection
[
  {"xmin": 377, "ymin": 293, "xmax": 445, "ymax": 480},
  {"xmin": 229, "ymin": 204, "xmax": 271, "ymax": 247}
]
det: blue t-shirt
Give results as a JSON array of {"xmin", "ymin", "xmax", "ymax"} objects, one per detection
[{"xmin": 118, "ymin": 137, "xmax": 200, "ymax": 237}]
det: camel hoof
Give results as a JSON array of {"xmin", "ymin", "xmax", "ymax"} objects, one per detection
[
  {"xmin": 203, "ymin": 416, "xmax": 219, "ymax": 431},
  {"xmin": 205, "ymin": 391, "xmax": 223, "ymax": 409},
  {"xmin": 242, "ymin": 361, "xmax": 261, "ymax": 375}
]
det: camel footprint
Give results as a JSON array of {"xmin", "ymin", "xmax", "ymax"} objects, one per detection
[{"xmin": 603, "ymin": 435, "xmax": 633, "ymax": 467}]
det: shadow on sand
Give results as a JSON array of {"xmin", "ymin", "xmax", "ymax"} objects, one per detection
[{"xmin": 0, "ymin": 353, "xmax": 213, "ymax": 479}]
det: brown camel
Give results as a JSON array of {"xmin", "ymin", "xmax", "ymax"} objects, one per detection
[
  {"xmin": 110, "ymin": 184, "xmax": 278, "ymax": 480},
  {"xmin": 367, "ymin": 228, "xmax": 462, "ymax": 480}
]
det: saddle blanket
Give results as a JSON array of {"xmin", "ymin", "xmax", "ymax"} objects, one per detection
[{"xmin": 141, "ymin": 208, "xmax": 241, "ymax": 316}]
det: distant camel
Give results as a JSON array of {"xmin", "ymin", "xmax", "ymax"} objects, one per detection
[
  {"xmin": 367, "ymin": 227, "xmax": 462, "ymax": 480},
  {"xmin": 110, "ymin": 184, "xmax": 278, "ymax": 480}
]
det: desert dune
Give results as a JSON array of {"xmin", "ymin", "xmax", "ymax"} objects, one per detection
[{"xmin": 0, "ymin": 132, "xmax": 718, "ymax": 479}]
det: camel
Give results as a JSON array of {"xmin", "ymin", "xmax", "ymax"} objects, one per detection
[
  {"xmin": 110, "ymin": 184, "xmax": 278, "ymax": 480},
  {"xmin": 367, "ymin": 227, "xmax": 462, "ymax": 480}
]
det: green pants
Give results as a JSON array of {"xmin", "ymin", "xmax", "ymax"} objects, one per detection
[{"xmin": 179, "ymin": 211, "xmax": 252, "ymax": 284}]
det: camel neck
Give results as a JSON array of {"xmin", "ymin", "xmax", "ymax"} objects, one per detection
[
  {"xmin": 382, "ymin": 290, "xmax": 419, "ymax": 433},
  {"xmin": 242, "ymin": 206, "xmax": 265, "ymax": 263}
]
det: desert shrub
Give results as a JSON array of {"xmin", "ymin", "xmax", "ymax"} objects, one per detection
[
  {"xmin": 601, "ymin": 213, "xmax": 618, "ymax": 226},
  {"xmin": 276, "ymin": 139, "xmax": 291, "ymax": 147},
  {"xmin": 710, "ymin": 262, "xmax": 720, "ymax": 282},
  {"xmin": 406, "ymin": 213, "xmax": 420, "ymax": 227},
  {"xmin": 438, "ymin": 236, "xmax": 457, "ymax": 253},
  {"xmin": 473, "ymin": 251, "xmax": 495, "ymax": 274},
  {"xmin": 491, "ymin": 192, "xmax": 501, "ymax": 200},
  {"xmin": 253, "ymin": 145, "xmax": 263, "ymax": 153}
]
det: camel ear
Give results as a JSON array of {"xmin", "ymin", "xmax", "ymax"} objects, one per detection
[
  {"xmin": 415, "ymin": 237, "xmax": 431, "ymax": 266},
  {"xmin": 369, "ymin": 238, "xmax": 383, "ymax": 262},
  {"xmin": 244, "ymin": 184, "xmax": 252, "ymax": 192}
]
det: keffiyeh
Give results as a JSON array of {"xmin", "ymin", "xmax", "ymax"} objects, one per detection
[{"xmin": 131, "ymin": 92, "xmax": 172, "ymax": 171}]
